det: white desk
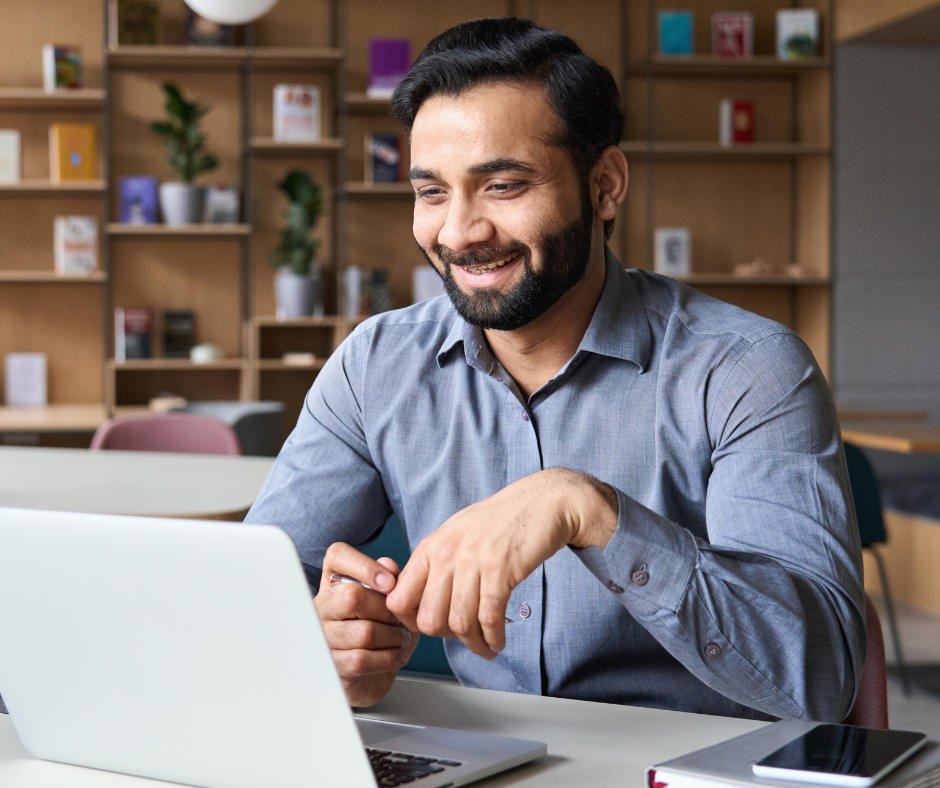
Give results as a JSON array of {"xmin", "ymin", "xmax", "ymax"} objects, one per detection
[
  {"xmin": 0, "ymin": 446, "xmax": 274, "ymax": 520},
  {"xmin": 0, "ymin": 679, "xmax": 767, "ymax": 787}
]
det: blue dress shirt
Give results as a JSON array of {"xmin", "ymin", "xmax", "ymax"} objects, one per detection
[{"xmin": 246, "ymin": 249, "xmax": 865, "ymax": 722}]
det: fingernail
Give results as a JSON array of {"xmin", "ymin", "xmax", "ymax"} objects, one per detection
[{"xmin": 374, "ymin": 572, "xmax": 394, "ymax": 591}]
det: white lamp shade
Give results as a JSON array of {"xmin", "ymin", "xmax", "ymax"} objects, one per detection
[{"xmin": 184, "ymin": 0, "xmax": 279, "ymax": 25}]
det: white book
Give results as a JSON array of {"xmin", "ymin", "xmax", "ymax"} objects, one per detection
[
  {"xmin": 0, "ymin": 130, "xmax": 21, "ymax": 183},
  {"xmin": 4, "ymin": 353, "xmax": 47, "ymax": 407},
  {"xmin": 53, "ymin": 216, "xmax": 99, "ymax": 276},
  {"xmin": 654, "ymin": 228, "xmax": 692, "ymax": 277},
  {"xmin": 343, "ymin": 265, "xmax": 363, "ymax": 319},
  {"xmin": 776, "ymin": 9, "xmax": 819, "ymax": 59},
  {"xmin": 273, "ymin": 84, "xmax": 321, "ymax": 143}
]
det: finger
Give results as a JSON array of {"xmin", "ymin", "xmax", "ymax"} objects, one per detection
[
  {"xmin": 321, "ymin": 542, "xmax": 397, "ymax": 595},
  {"xmin": 479, "ymin": 570, "xmax": 512, "ymax": 654},
  {"xmin": 376, "ymin": 556, "xmax": 400, "ymax": 575},
  {"xmin": 415, "ymin": 561, "xmax": 455, "ymax": 639},
  {"xmin": 449, "ymin": 566, "xmax": 497, "ymax": 659},
  {"xmin": 326, "ymin": 619, "xmax": 412, "ymax": 652},
  {"xmin": 386, "ymin": 543, "xmax": 431, "ymax": 630},
  {"xmin": 333, "ymin": 647, "xmax": 410, "ymax": 679},
  {"xmin": 318, "ymin": 580, "xmax": 400, "ymax": 627}
]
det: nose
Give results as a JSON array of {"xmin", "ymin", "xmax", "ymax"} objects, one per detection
[{"xmin": 437, "ymin": 191, "xmax": 494, "ymax": 253}]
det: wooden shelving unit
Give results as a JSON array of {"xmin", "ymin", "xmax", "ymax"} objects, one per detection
[
  {"xmin": 106, "ymin": 223, "xmax": 252, "ymax": 236},
  {"xmin": 0, "ymin": 271, "xmax": 107, "ymax": 283},
  {"xmin": 0, "ymin": 179, "xmax": 106, "ymax": 193},
  {"xmin": 250, "ymin": 137, "xmax": 344, "ymax": 154},
  {"xmin": 0, "ymin": 87, "xmax": 105, "ymax": 109},
  {"xmin": 619, "ymin": 141, "xmax": 830, "ymax": 161},
  {"xmin": 628, "ymin": 55, "xmax": 830, "ymax": 76},
  {"xmin": 345, "ymin": 182, "xmax": 413, "ymax": 196}
]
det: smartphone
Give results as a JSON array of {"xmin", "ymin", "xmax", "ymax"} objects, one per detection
[{"xmin": 752, "ymin": 724, "xmax": 928, "ymax": 787}]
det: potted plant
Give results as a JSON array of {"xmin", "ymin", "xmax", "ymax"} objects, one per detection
[
  {"xmin": 271, "ymin": 170, "xmax": 324, "ymax": 319},
  {"xmin": 150, "ymin": 83, "xmax": 218, "ymax": 225}
]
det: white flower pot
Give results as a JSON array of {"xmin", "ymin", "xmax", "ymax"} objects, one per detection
[
  {"xmin": 159, "ymin": 182, "xmax": 205, "ymax": 226},
  {"xmin": 275, "ymin": 266, "xmax": 323, "ymax": 320}
]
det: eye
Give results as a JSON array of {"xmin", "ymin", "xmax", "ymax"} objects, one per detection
[
  {"xmin": 489, "ymin": 182, "xmax": 525, "ymax": 194},
  {"xmin": 416, "ymin": 186, "xmax": 445, "ymax": 200}
]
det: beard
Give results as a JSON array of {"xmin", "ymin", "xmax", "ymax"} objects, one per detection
[{"xmin": 417, "ymin": 183, "xmax": 595, "ymax": 331}]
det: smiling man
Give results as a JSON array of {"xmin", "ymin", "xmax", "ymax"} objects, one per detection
[{"xmin": 246, "ymin": 18, "xmax": 865, "ymax": 722}]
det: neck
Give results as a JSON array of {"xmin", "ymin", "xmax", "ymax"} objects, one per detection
[{"xmin": 483, "ymin": 235, "xmax": 607, "ymax": 401}]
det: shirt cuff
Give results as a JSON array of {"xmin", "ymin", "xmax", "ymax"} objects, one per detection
[{"xmin": 573, "ymin": 486, "xmax": 696, "ymax": 615}]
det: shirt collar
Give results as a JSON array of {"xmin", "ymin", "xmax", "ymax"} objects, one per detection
[{"xmin": 436, "ymin": 246, "xmax": 651, "ymax": 373}]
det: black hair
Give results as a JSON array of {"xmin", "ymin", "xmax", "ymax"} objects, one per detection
[{"xmin": 391, "ymin": 17, "xmax": 625, "ymax": 240}]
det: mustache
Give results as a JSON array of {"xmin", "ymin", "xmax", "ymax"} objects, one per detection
[{"xmin": 432, "ymin": 241, "xmax": 529, "ymax": 269}]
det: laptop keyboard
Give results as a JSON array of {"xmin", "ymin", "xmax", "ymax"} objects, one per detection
[{"xmin": 366, "ymin": 748, "xmax": 462, "ymax": 786}]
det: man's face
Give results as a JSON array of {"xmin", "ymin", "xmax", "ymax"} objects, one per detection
[{"xmin": 410, "ymin": 83, "xmax": 595, "ymax": 331}]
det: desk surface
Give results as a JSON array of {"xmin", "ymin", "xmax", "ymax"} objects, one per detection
[
  {"xmin": 0, "ymin": 678, "xmax": 766, "ymax": 787},
  {"xmin": 0, "ymin": 446, "xmax": 273, "ymax": 519},
  {"xmin": 841, "ymin": 422, "xmax": 940, "ymax": 454}
]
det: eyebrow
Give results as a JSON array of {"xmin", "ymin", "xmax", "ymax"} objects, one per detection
[{"xmin": 408, "ymin": 157, "xmax": 537, "ymax": 182}]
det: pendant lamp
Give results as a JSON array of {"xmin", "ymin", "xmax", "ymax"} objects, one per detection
[{"xmin": 183, "ymin": 0, "xmax": 279, "ymax": 25}]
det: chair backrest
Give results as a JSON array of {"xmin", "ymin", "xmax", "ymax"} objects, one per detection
[
  {"xmin": 843, "ymin": 593, "xmax": 889, "ymax": 729},
  {"xmin": 843, "ymin": 442, "xmax": 888, "ymax": 547},
  {"xmin": 172, "ymin": 401, "xmax": 286, "ymax": 457},
  {"xmin": 91, "ymin": 413, "xmax": 242, "ymax": 456}
]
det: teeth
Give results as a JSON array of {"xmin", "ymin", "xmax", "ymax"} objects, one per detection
[{"xmin": 467, "ymin": 255, "xmax": 515, "ymax": 275}]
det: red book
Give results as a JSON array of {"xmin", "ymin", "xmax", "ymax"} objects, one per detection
[
  {"xmin": 719, "ymin": 100, "xmax": 754, "ymax": 145},
  {"xmin": 712, "ymin": 13, "xmax": 753, "ymax": 58}
]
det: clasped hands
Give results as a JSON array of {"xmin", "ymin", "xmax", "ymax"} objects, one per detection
[{"xmin": 314, "ymin": 468, "xmax": 618, "ymax": 706}]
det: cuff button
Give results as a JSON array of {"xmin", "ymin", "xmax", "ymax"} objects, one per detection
[
  {"xmin": 606, "ymin": 580, "xmax": 624, "ymax": 594},
  {"xmin": 631, "ymin": 569, "xmax": 649, "ymax": 587},
  {"xmin": 518, "ymin": 604, "xmax": 532, "ymax": 619},
  {"xmin": 705, "ymin": 642, "xmax": 722, "ymax": 659}
]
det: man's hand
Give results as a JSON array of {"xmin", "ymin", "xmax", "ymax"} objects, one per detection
[
  {"xmin": 315, "ymin": 542, "xmax": 420, "ymax": 707},
  {"xmin": 385, "ymin": 468, "xmax": 618, "ymax": 660}
]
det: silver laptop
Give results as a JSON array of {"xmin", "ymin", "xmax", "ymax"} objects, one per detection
[{"xmin": 0, "ymin": 507, "xmax": 546, "ymax": 788}]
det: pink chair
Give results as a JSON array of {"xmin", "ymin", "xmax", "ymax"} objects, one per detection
[
  {"xmin": 843, "ymin": 593, "xmax": 889, "ymax": 729},
  {"xmin": 91, "ymin": 413, "xmax": 242, "ymax": 456}
]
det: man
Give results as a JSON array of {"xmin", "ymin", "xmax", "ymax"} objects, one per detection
[{"xmin": 246, "ymin": 18, "xmax": 865, "ymax": 722}]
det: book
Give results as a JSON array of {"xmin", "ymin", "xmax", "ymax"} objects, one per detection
[
  {"xmin": 0, "ymin": 130, "xmax": 21, "ymax": 183},
  {"xmin": 368, "ymin": 39, "xmax": 411, "ymax": 99},
  {"xmin": 654, "ymin": 228, "xmax": 691, "ymax": 277},
  {"xmin": 108, "ymin": 0, "xmax": 160, "ymax": 47},
  {"xmin": 183, "ymin": 8, "xmax": 235, "ymax": 46},
  {"xmin": 776, "ymin": 9, "xmax": 819, "ymax": 59},
  {"xmin": 42, "ymin": 45, "xmax": 83, "ymax": 92},
  {"xmin": 203, "ymin": 186, "xmax": 240, "ymax": 224},
  {"xmin": 365, "ymin": 134, "xmax": 402, "ymax": 183},
  {"xmin": 53, "ymin": 216, "xmax": 98, "ymax": 276},
  {"xmin": 114, "ymin": 308, "xmax": 153, "ymax": 361},
  {"xmin": 119, "ymin": 176, "xmax": 158, "ymax": 224},
  {"xmin": 4, "ymin": 353, "xmax": 47, "ymax": 407},
  {"xmin": 712, "ymin": 13, "xmax": 753, "ymax": 58},
  {"xmin": 659, "ymin": 11, "xmax": 694, "ymax": 56},
  {"xmin": 162, "ymin": 310, "xmax": 196, "ymax": 359},
  {"xmin": 49, "ymin": 123, "xmax": 97, "ymax": 183},
  {"xmin": 719, "ymin": 99, "xmax": 754, "ymax": 145},
  {"xmin": 648, "ymin": 719, "xmax": 940, "ymax": 788},
  {"xmin": 273, "ymin": 84, "xmax": 321, "ymax": 142}
]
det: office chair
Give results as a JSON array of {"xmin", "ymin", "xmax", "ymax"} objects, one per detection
[
  {"xmin": 843, "ymin": 441, "xmax": 910, "ymax": 695},
  {"xmin": 843, "ymin": 593, "xmax": 889, "ymax": 729},
  {"xmin": 170, "ymin": 401, "xmax": 286, "ymax": 457},
  {"xmin": 91, "ymin": 413, "xmax": 242, "ymax": 456}
]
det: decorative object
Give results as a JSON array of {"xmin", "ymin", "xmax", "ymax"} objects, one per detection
[
  {"xmin": 343, "ymin": 265, "xmax": 363, "ymax": 318},
  {"xmin": 368, "ymin": 39, "xmax": 411, "ymax": 98},
  {"xmin": 119, "ymin": 176, "xmax": 159, "ymax": 224},
  {"xmin": 162, "ymin": 310, "xmax": 196, "ymax": 358},
  {"xmin": 150, "ymin": 83, "xmax": 218, "ymax": 225},
  {"xmin": 42, "ymin": 44, "xmax": 82, "ymax": 92},
  {"xmin": 203, "ymin": 185, "xmax": 240, "ymax": 223},
  {"xmin": 49, "ymin": 123, "xmax": 97, "ymax": 183},
  {"xmin": 733, "ymin": 259, "xmax": 803, "ymax": 279},
  {"xmin": 4, "ymin": 353, "xmax": 47, "ymax": 407},
  {"xmin": 271, "ymin": 170, "xmax": 323, "ymax": 319},
  {"xmin": 365, "ymin": 134, "xmax": 402, "ymax": 183},
  {"xmin": 712, "ymin": 12, "xmax": 753, "ymax": 58},
  {"xmin": 366, "ymin": 269, "xmax": 393, "ymax": 315},
  {"xmin": 273, "ymin": 85, "xmax": 321, "ymax": 142},
  {"xmin": 190, "ymin": 343, "xmax": 221, "ymax": 364},
  {"xmin": 0, "ymin": 130, "xmax": 21, "ymax": 183},
  {"xmin": 658, "ymin": 11, "xmax": 694, "ymax": 56},
  {"xmin": 182, "ymin": 0, "xmax": 279, "ymax": 25},
  {"xmin": 183, "ymin": 7, "xmax": 235, "ymax": 45},
  {"xmin": 719, "ymin": 99, "xmax": 754, "ymax": 146},
  {"xmin": 654, "ymin": 228, "xmax": 692, "ymax": 277},
  {"xmin": 108, "ymin": 0, "xmax": 160, "ymax": 47},
  {"xmin": 54, "ymin": 216, "xmax": 98, "ymax": 276},
  {"xmin": 776, "ymin": 9, "xmax": 819, "ymax": 59}
]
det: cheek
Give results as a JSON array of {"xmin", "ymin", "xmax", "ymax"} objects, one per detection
[{"xmin": 413, "ymin": 205, "xmax": 442, "ymax": 249}]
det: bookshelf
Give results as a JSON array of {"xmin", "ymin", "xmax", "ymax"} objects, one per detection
[{"xmin": 0, "ymin": 0, "xmax": 835, "ymax": 447}]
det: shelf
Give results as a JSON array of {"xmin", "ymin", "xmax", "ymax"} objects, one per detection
[
  {"xmin": 107, "ymin": 223, "xmax": 251, "ymax": 237},
  {"xmin": 619, "ymin": 141, "xmax": 830, "ymax": 161},
  {"xmin": 250, "ymin": 137, "xmax": 344, "ymax": 155},
  {"xmin": 345, "ymin": 182, "xmax": 413, "ymax": 196},
  {"xmin": 253, "ymin": 315, "xmax": 354, "ymax": 327},
  {"xmin": 107, "ymin": 46, "xmax": 343, "ymax": 70},
  {"xmin": 0, "ymin": 271, "xmax": 107, "ymax": 284},
  {"xmin": 110, "ymin": 359, "xmax": 247, "ymax": 371},
  {"xmin": 0, "ymin": 87, "xmax": 105, "ymax": 110},
  {"xmin": 627, "ymin": 56, "xmax": 831, "ymax": 78},
  {"xmin": 0, "ymin": 179, "xmax": 106, "ymax": 194},
  {"xmin": 255, "ymin": 359, "xmax": 327, "ymax": 371},
  {"xmin": 345, "ymin": 92, "xmax": 393, "ymax": 111},
  {"xmin": 0, "ymin": 404, "xmax": 108, "ymax": 433},
  {"xmin": 677, "ymin": 274, "xmax": 829, "ymax": 286}
]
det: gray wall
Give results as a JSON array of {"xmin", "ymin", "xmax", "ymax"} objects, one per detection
[{"xmin": 833, "ymin": 44, "xmax": 940, "ymax": 420}]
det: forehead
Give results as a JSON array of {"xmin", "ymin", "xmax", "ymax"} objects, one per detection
[{"xmin": 410, "ymin": 82, "xmax": 561, "ymax": 171}]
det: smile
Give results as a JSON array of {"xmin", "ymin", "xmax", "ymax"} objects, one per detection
[{"xmin": 463, "ymin": 254, "xmax": 520, "ymax": 276}]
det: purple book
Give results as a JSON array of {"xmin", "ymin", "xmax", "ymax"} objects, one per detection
[
  {"xmin": 368, "ymin": 39, "xmax": 411, "ymax": 98},
  {"xmin": 119, "ymin": 176, "xmax": 158, "ymax": 224}
]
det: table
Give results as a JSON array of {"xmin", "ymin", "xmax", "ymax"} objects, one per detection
[
  {"xmin": 0, "ymin": 446, "xmax": 273, "ymax": 520},
  {"xmin": 0, "ymin": 678, "xmax": 767, "ymax": 787},
  {"xmin": 841, "ymin": 422, "xmax": 940, "ymax": 454}
]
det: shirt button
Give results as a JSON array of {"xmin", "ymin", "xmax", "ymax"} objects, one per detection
[
  {"xmin": 606, "ymin": 580, "xmax": 624, "ymax": 594},
  {"xmin": 522, "ymin": 412, "xmax": 529, "ymax": 421},
  {"xmin": 705, "ymin": 642, "xmax": 722, "ymax": 659},
  {"xmin": 631, "ymin": 569, "xmax": 649, "ymax": 586},
  {"xmin": 518, "ymin": 604, "xmax": 531, "ymax": 619}
]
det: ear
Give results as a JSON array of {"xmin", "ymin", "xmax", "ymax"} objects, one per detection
[{"xmin": 591, "ymin": 145, "xmax": 629, "ymax": 223}]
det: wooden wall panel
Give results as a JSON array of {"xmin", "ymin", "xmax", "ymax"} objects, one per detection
[
  {"xmin": 252, "ymin": 71, "xmax": 336, "ymax": 139},
  {"xmin": 252, "ymin": 0, "xmax": 332, "ymax": 47},
  {"xmin": 794, "ymin": 284, "xmax": 830, "ymax": 378},
  {"xmin": 0, "ymin": 285, "xmax": 104, "ymax": 403},
  {"xmin": 533, "ymin": 0, "xmax": 622, "ymax": 78},
  {"xmin": 114, "ymin": 368, "xmax": 242, "ymax": 405},
  {"xmin": 692, "ymin": 284, "xmax": 793, "ymax": 327},
  {"xmin": 0, "ymin": 109, "xmax": 103, "ymax": 182},
  {"xmin": 259, "ymin": 369, "xmax": 320, "ymax": 441},
  {"xmin": 0, "ymin": 195, "xmax": 105, "ymax": 272},
  {"xmin": 622, "ymin": 159, "xmax": 649, "ymax": 270},
  {"xmin": 836, "ymin": 0, "xmax": 938, "ymax": 43},
  {"xmin": 795, "ymin": 155, "xmax": 830, "ymax": 277}
]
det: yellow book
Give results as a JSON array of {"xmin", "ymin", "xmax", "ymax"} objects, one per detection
[{"xmin": 49, "ymin": 123, "xmax": 97, "ymax": 182}]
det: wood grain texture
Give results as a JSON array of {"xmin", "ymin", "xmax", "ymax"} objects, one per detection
[
  {"xmin": 836, "ymin": 0, "xmax": 940, "ymax": 43},
  {"xmin": 0, "ymin": 196, "xmax": 105, "ymax": 272}
]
